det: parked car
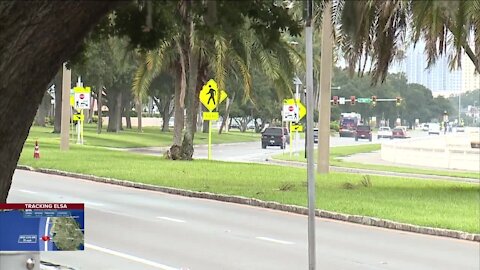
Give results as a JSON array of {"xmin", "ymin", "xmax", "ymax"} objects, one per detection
[
  {"xmin": 392, "ymin": 127, "xmax": 407, "ymax": 138},
  {"xmin": 470, "ymin": 129, "xmax": 480, "ymax": 148},
  {"xmin": 355, "ymin": 125, "xmax": 372, "ymax": 141},
  {"xmin": 377, "ymin": 126, "xmax": 392, "ymax": 139},
  {"xmin": 422, "ymin": 123, "xmax": 429, "ymax": 131},
  {"xmin": 261, "ymin": 127, "xmax": 289, "ymax": 149},
  {"xmin": 428, "ymin": 123, "xmax": 441, "ymax": 135},
  {"xmin": 313, "ymin": 128, "xmax": 318, "ymax": 143}
]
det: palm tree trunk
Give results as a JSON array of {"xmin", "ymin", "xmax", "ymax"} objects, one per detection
[
  {"xmin": 97, "ymin": 86, "xmax": 103, "ymax": 134},
  {"xmin": 218, "ymin": 92, "xmax": 235, "ymax": 134},
  {"xmin": 35, "ymin": 92, "xmax": 51, "ymax": 126},
  {"xmin": 53, "ymin": 67, "xmax": 62, "ymax": 133},
  {"xmin": 172, "ymin": 64, "xmax": 184, "ymax": 146},
  {"xmin": 136, "ymin": 98, "xmax": 143, "ymax": 132}
]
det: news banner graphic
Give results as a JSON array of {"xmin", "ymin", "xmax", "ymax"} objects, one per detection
[{"xmin": 0, "ymin": 203, "xmax": 84, "ymax": 251}]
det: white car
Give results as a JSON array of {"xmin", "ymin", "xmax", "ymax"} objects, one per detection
[
  {"xmin": 428, "ymin": 123, "xmax": 441, "ymax": 135},
  {"xmin": 377, "ymin": 126, "xmax": 392, "ymax": 139},
  {"xmin": 422, "ymin": 123, "xmax": 430, "ymax": 131}
]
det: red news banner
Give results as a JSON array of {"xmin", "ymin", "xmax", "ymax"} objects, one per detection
[{"xmin": 0, "ymin": 203, "xmax": 85, "ymax": 251}]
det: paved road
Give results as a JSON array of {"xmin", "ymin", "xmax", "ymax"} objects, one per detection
[{"xmin": 8, "ymin": 170, "xmax": 479, "ymax": 270}]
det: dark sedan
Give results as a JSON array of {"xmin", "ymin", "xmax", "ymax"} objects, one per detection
[{"xmin": 261, "ymin": 127, "xmax": 289, "ymax": 149}]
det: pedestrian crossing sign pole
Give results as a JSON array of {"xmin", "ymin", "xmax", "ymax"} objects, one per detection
[{"xmin": 199, "ymin": 79, "xmax": 228, "ymax": 160}]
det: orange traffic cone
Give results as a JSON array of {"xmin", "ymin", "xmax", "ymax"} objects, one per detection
[{"xmin": 34, "ymin": 141, "xmax": 40, "ymax": 159}]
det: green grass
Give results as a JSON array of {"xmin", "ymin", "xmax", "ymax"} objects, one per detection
[
  {"xmin": 28, "ymin": 125, "xmax": 259, "ymax": 148},
  {"xmin": 19, "ymin": 140, "xmax": 480, "ymax": 233},
  {"xmin": 273, "ymin": 144, "xmax": 480, "ymax": 179}
]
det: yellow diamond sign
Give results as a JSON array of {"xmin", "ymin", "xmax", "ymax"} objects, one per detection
[
  {"xmin": 200, "ymin": 79, "xmax": 228, "ymax": 112},
  {"xmin": 284, "ymin": 98, "xmax": 306, "ymax": 120}
]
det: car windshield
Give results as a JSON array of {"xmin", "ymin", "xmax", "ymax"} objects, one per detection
[
  {"xmin": 263, "ymin": 128, "xmax": 282, "ymax": 135},
  {"xmin": 380, "ymin": 127, "xmax": 390, "ymax": 131},
  {"xmin": 357, "ymin": 126, "xmax": 370, "ymax": 131},
  {"xmin": 393, "ymin": 128, "xmax": 403, "ymax": 132}
]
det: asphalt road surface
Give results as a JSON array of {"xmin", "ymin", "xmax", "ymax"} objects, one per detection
[
  {"xmin": 192, "ymin": 130, "xmax": 429, "ymax": 162},
  {"xmin": 8, "ymin": 170, "xmax": 479, "ymax": 270}
]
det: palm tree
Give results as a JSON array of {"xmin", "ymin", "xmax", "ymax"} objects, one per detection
[{"xmin": 332, "ymin": 0, "xmax": 479, "ymax": 82}]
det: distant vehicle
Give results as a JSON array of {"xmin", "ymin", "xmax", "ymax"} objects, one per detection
[
  {"xmin": 428, "ymin": 123, "xmax": 441, "ymax": 135},
  {"xmin": 261, "ymin": 127, "xmax": 289, "ymax": 149},
  {"xmin": 355, "ymin": 125, "xmax": 372, "ymax": 141},
  {"xmin": 339, "ymin": 112, "xmax": 361, "ymax": 137},
  {"xmin": 392, "ymin": 127, "xmax": 407, "ymax": 138},
  {"xmin": 470, "ymin": 130, "xmax": 480, "ymax": 148},
  {"xmin": 313, "ymin": 128, "xmax": 318, "ymax": 143},
  {"xmin": 456, "ymin": 126, "xmax": 465, "ymax": 132},
  {"xmin": 422, "ymin": 123, "xmax": 429, "ymax": 131},
  {"xmin": 168, "ymin": 117, "xmax": 175, "ymax": 128},
  {"xmin": 377, "ymin": 126, "xmax": 392, "ymax": 139}
]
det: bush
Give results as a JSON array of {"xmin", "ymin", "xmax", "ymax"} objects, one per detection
[{"xmin": 330, "ymin": 121, "xmax": 340, "ymax": 132}]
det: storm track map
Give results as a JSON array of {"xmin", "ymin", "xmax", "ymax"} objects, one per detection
[{"xmin": 0, "ymin": 203, "xmax": 84, "ymax": 251}]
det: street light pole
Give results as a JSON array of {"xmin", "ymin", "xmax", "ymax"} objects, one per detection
[
  {"xmin": 317, "ymin": 0, "xmax": 333, "ymax": 173},
  {"xmin": 305, "ymin": 0, "xmax": 316, "ymax": 269}
]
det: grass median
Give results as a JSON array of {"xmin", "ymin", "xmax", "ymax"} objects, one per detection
[
  {"xmin": 273, "ymin": 144, "xmax": 480, "ymax": 179},
  {"xmin": 28, "ymin": 125, "xmax": 259, "ymax": 148},
  {"xmin": 19, "ymin": 139, "xmax": 480, "ymax": 233}
]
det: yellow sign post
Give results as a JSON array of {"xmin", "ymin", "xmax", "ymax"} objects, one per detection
[
  {"xmin": 284, "ymin": 98, "xmax": 306, "ymax": 157},
  {"xmin": 73, "ymin": 86, "xmax": 91, "ymax": 145},
  {"xmin": 199, "ymin": 79, "xmax": 227, "ymax": 160}
]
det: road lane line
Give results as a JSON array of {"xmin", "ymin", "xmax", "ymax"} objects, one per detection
[
  {"xmin": 256, "ymin": 236, "xmax": 294, "ymax": 245},
  {"xmin": 44, "ymin": 217, "xmax": 50, "ymax": 251},
  {"xmin": 157, "ymin": 216, "xmax": 186, "ymax": 223},
  {"xmin": 17, "ymin": 189, "xmax": 38, "ymax": 194},
  {"xmin": 85, "ymin": 243, "xmax": 180, "ymax": 270}
]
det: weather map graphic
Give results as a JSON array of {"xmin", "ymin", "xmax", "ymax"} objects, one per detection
[{"xmin": 0, "ymin": 203, "xmax": 84, "ymax": 251}]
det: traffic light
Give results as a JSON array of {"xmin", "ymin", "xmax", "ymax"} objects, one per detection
[
  {"xmin": 396, "ymin": 96, "xmax": 401, "ymax": 106},
  {"xmin": 371, "ymin": 96, "xmax": 377, "ymax": 106},
  {"xmin": 332, "ymin": 96, "xmax": 339, "ymax": 105},
  {"xmin": 350, "ymin": 96, "xmax": 356, "ymax": 105}
]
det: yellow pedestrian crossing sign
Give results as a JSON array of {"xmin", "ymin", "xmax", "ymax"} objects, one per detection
[{"xmin": 199, "ymin": 79, "xmax": 227, "ymax": 111}]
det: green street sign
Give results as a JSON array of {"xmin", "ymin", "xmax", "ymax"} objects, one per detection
[{"xmin": 357, "ymin": 98, "xmax": 371, "ymax": 103}]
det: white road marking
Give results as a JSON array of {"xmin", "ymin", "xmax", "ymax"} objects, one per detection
[
  {"xmin": 83, "ymin": 201, "xmax": 104, "ymax": 207},
  {"xmin": 44, "ymin": 217, "xmax": 50, "ymax": 251},
  {"xmin": 157, "ymin": 216, "xmax": 186, "ymax": 223},
  {"xmin": 17, "ymin": 189, "xmax": 38, "ymax": 194},
  {"xmin": 256, "ymin": 236, "xmax": 294, "ymax": 245},
  {"xmin": 85, "ymin": 243, "xmax": 180, "ymax": 270}
]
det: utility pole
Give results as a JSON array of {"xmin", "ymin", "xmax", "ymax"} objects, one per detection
[
  {"xmin": 317, "ymin": 1, "xmax": 333, "ymax": 173},
  {"xmin": 305, "ymin": 0, "xmax": 316, "ymax": 269},
  {"xmin": 60, "ymin": 63, "xmax": 71, "ymax": 151}
]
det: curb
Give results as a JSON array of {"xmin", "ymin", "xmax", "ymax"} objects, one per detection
[
  {"xmin": 266, "ymin": 158, "xmax": 480, "ymax": 183},
  {"xmin": 17, "ymin": 165, "xmax": 480, "ymax": 242}
]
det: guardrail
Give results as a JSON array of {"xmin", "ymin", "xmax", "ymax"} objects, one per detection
[{"xmin": 381, "ymin": 136, "xmax": 480, "ymax": 171}]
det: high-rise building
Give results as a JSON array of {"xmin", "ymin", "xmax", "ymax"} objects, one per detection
[{"xmin": 399, "ymin": 40, "xmax": 478, "ymax": 95}]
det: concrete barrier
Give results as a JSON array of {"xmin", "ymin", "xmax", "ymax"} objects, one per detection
[{"xmin": 381, "ymin": 135, "xmax": 480, "ymax": 171}]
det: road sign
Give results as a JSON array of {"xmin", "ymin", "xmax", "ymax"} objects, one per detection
[
  {"xmin": 357, "ymin": 98, "xmax": 371, "ymax": 103},
  {"xmin": 199, "ymin": 79, "xmax": 227, "ymax": 111},
  {"xmin": 73, "ymin": 86, "xmax": 91, "ymax": 109},
  {"xmin": 290, "ymin": 124, "xmax": 303, "ymax": 132},
  {"xmin": 284, "ymin": 98, "xmax": 306, "ymax": 120},
  {"xmin": 203, "ymin": 111, "xmax": 219, "ymax": 121},
  {"xmin": 73, "ymin": 114, "xmax": 84, "ymax": 121}
]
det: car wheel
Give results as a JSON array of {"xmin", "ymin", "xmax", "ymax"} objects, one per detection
[{"xmin": 355, "ymin": 137, "xmax": 358, "ymax": 141}]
